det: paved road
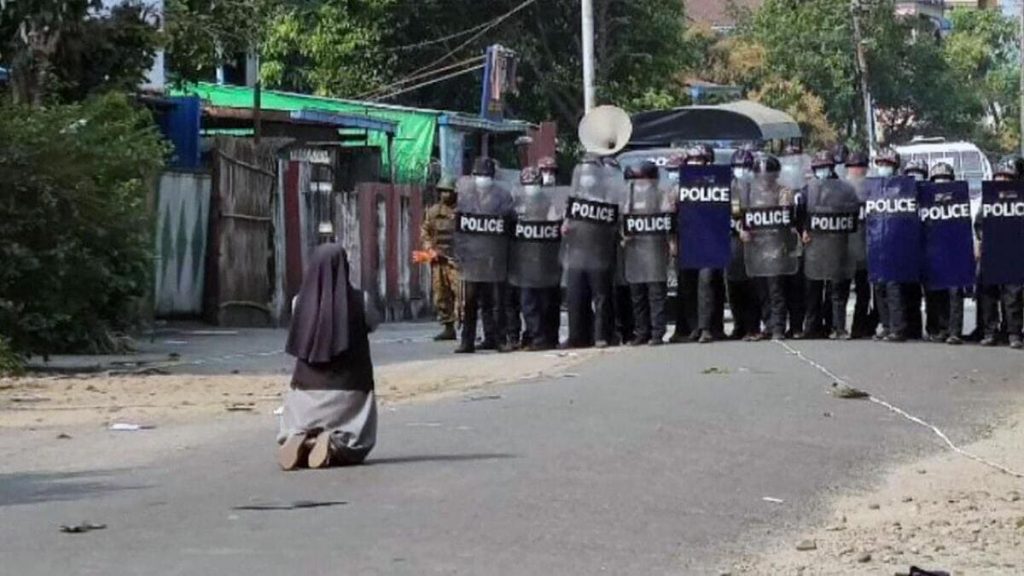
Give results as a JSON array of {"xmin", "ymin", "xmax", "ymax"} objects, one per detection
[{"xmin": 1, "ymin": 337, "xmax": 1019, "ymax": 575}]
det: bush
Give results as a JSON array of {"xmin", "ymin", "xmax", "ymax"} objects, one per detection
[
  {"xmin": 0, "ymin": 337, "xmax": 23, "ymax": 376},
  {"xmin": 0, "ymin": 93, "xmax": 167, "ymax": 356}
]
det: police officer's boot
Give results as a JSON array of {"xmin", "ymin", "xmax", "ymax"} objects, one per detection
[
  {"xmin": 434, "ymin": 323, "xmax": 456, "ymax": 341},
  {"xmin": 1011, "ymin": 335, "xmax": 1023, "ymax": 350}
]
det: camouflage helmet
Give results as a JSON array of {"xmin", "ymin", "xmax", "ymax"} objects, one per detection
[
  {"xmin": 537, "ymin": 156, "xmax": 558, "ymax": 171},
  {"xmin": 520, "ymin": 166, "xmax": 542, "ymax": 186},
  {"xmin": 811, "ymin": 149, "xmax": 835, "ymax": 170},
  {"xmin": 994, "ymin": 155, "xmax": 1024, "ymax": 180},
  {"xmin": 929, "ymin": 162, "xmax": 955, "ymax": 182},
  {"xmin": 874, "ymin": 147, "xmax": 902, "ymax": 169},
  {"xmin": 471, "ymin": 157, "xmax": 497, "ymax": 177},
  {"xmin": 902, "ymin": 159, "xmax": 928, "ymax": 178},
  {"xmin": 845, "ymin": 150, "xmax": 870, "ymax": 168}
]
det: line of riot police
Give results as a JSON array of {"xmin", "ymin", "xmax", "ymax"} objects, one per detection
[{"xmin": 446, "ymin": 146, "xmax": 1024, "ymax": 352}]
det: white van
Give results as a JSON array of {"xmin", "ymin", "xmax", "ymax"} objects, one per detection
[{"xmin": 893, "ymin": 138, "xmax": 992, "ymax": 193}]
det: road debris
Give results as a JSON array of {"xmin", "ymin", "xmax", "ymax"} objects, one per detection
[
  {"xmin": 59, "ymin": 522, "xmax": 107, "ymax": 534},
  {"xmin": 762, "ymin": 497, "xmax": 784, "ymax": 504},
  {"xmin": 701, "ymin": 367, "xmax": 729, "ymax": 375},
  {"xmin": 795, "ymin": 539, "xmax": 817, "ymax": 551},
  {"xmin": 830, "ymin": 382, "xmax": 870, "ymax": 399},
  {"xmin": 465, "ymin": 394, "xmax": 502, "ymax": 402},
  {"xmin": 108, "ymin": 422, "xmax": 154, "ymax": 431}
]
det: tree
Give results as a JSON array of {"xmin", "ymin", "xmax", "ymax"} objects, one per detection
[
  {"xmin": 0, "ymin": 0, "xmax": 159, "ymax": 105},
  {"xmin": 943, "ymin": 8, "xmax": 1020, "ymax": 152},
  {"xmin": 0, "ymin": 94, "xmax": 168, "ymax": 356},
  {"xmin": 163, "ymin": 0, "xmax": 265, "ymax": 85},
  {"xmin": 259, "ymin": 0, "xmax": 394, "ymax": 97},
  {"xmin": 751, "ymin": 79, "xmax": 838, "ymax": 149}
]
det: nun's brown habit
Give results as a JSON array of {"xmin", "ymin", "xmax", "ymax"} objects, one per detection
[{"xmin": 278, "ymin": 244, "xmax": 377, "ymax": 466}]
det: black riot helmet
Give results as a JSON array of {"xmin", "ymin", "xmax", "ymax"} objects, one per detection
[
  {"xmin": 624, "ymin": 160, "xmax": 659, "ymax": 181},
  {"xmin": 994, "ymin": 155, "xmax": 1024, "ymax": 180},
  {"xmin": 753, "ymin": 153, "xmax": 782, "ymax": 174},
  {"xmin": 731, "ymin": 148, "xmax": 754, "ymax": 168},
  {"xmin": 472, "ymin": 157, "xmax": 497, "ymax": 177},
  {"xmin": 929, "ymin": 162, "xmax": 955, "ymax": 183}
]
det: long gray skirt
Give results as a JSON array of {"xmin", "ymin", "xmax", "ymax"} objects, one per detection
[{"xmin": 277, "ymin": 388, "xmax": 377, "ymax": 465}]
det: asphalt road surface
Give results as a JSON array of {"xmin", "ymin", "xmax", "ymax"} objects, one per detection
[{"xmin": 2, "ymin": 334, "xmax": 1019, "ymax": 575}]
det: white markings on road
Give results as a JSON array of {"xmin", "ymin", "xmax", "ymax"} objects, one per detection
[{"xmin": 774, "ymin": 340, "xmax": 1024, "ymax": 479}]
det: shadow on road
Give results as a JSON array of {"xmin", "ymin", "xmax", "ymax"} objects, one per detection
[
  {"xmin": 366, "ymin": 453, "xmax": 518, "ymax": 467},
  {"xmin": 0, "ymin": 469, "xmax": 146, "ymax": 507}
]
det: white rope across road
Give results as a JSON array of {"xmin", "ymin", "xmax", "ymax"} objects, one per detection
[{"xmin": 773, "ymin": 339, "xmax": 1024, "ymax": 479}]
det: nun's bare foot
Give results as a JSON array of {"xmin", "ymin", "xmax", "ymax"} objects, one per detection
[
  {"xmin": 278, "ymin": 432, "xmax": 310, "ymax": 471},
  {"xmin": 307, "ymin": 431, "xmax": 333, "ymax": 469}
]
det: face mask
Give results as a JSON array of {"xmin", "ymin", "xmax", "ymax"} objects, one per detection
[
  {"xmin": 908, "ymin": 173, "xmax": 924, "ymax": 182},
  {"xmin": 524, "ymin": 185, "xmax": 542, "ymax": 196},
  {"xmin": 876, "ymin": 166, "xmax": 894, "ymax": 178},
  {"xmin": 667, "ymin": 171, "xmax": 680, "ymax": 183},
  {"xmin": 579, "ymin": 175, "xmax": 598, "ymax": 189},
  {"xmin": 932, "ymin": 177, "xmax": 953, "ymax": 184},
  {"xmin": 732, "ymin": 167, "xmax": 750, "ymax": 181},
  {"xmin": 633, "ymin": 180, "xmax": 654, "ymax": 193},
  {"xmin": 814, "ymin": 168, "xmax": 832, "ymax": 180},
  {"xmin": 834, "ymin": 165, "xmax": 848, "ymax": 179},
  {"xmin": 541, "ymin": 172, "xmax": 555, "ymax": 186},
  {"xmin": 475, "ymin": 176, "xmax": 494, "ymax": 190}
]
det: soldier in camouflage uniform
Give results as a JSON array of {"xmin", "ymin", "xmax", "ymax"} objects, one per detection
[{"xmin": 420, "ymin": 176, "xmax": 462, "ymax": 340}]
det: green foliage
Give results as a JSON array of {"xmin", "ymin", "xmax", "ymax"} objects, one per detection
[
  {"xmin": 163, "ymin": 0, "xmax": 264, "ymax": 84},
  {"xmin": 260, "ymin": 0, "xmax": 394, "ymax": 97},
  {"xmin": 0, "ymin": 0, "xmax": 159, "ymax": 104},
  {"xmin": 0, "ymin": 94, "xmax": 168, "ymax": 356},
  {"xmin": 0, "ymin": 336, "xmax": 24, "ymax": 376}
]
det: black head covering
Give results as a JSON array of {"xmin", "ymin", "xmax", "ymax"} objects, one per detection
[{"xmin": 286, "ymin": 243, "xmax": 351, "ymax": 364}]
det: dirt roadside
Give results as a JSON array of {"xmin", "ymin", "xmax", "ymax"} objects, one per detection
[
  {"xmin": 0, "ymin": 348, "xmax": 608, "ymax": 431},
  {"xmin": 729, "ymin": 411, "xmax": 1024, "ymax": 576}
]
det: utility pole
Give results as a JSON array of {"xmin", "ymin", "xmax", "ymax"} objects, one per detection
[
  {"xmin": 851, "ymin": 0, "xmax": 875, "ymax": 155},
  {"xmin": 1019, "ymin": 0, "xmax": 1023, "ymax": 155},
  {"xmin": 582, "ymin": 0, "xmax": 596, "ymax": 113}
]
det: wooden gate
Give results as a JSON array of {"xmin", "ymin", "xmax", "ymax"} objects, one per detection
[{"xmin": 205, "ymin": 138, "xmax": 282, "ymax": 326}]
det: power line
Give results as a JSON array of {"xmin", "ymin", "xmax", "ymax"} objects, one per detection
[
  {"xmin": 370, "ymin": 63, "xmax": 486, "ymax": 102},
  {"xmin": 356, "ymin": 55, "xmax": 485, "ymax": 100},
  {"xmin": 402, "ymin": 0, "xmax": 537, "ymax": 81},
  {"xmin": 389, "ymin": 20, "xmax": 497, "ymax": 52}
]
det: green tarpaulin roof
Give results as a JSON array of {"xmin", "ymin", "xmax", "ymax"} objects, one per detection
[{"xmin": 173, "ymin": 83, "xmax": 437, "ymax": 182}]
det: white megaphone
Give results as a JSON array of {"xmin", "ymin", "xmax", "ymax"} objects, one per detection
[{"xmin": 578, "ymin": 105, "xmax": 633, "ymax": 157}]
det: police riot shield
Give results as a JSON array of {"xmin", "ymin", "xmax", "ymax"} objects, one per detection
[
  {"xmin": 864, "ymin": 176, "xmax": 922, "ymax": 284},
  {"xmin": 919, "ymin": 181, "xmax": 974, "ymax": 290},
  {"xmin": 779, "ymin": 154, "xmax": 810, "ymax": 192},
  {"xmin": 846, "ymin": 176, "xmax": 869, "ymax": 270},
  {"xmin": 562, "ymin": 162, "xmax": 621, "ymax": 272},
  {"xmin": 454, "ymin": 176, "xmax": 513, "ymax": 283},
  {"xmin": 677, "ymin": 165, "xmax": 732, "ymax": 270},
  {"xmin": 726, "ymin": 179, "xmax": 749, "ymax": 282},
  {"xmin": 742, "ymin": 174, "xmax": 800, "ymax": 278},
  {"xmin": 803, "ymin": 179, "xmax": 860, "ymax": 281},
  {"xmin": 621, "ymin": 181, "xmax": 674, "ymax": 284},
  {"xmin": 509, "ymin": 186, "xmax": 569, "ymax": 288},
  {"xmin": 979, "ymin": 180, "xmax": 1024, "ymax": 286}
]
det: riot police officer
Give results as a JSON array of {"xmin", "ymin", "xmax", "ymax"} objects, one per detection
[
  {"xmin": 726, "ymin": 148, "xmax": 763, "ymax": 340},
  {"xmin": 844, "ymin": 150, "xmax": 878, "ymax": 338},
  {"xmin": 927, "ymin": 162, "xmax": 968, "ymax": 344},
  {"xmin": 671, "ymin": 144, "xmax": 724, "ymax": 343},
  {"xmin": 621, "ymin": 161, "xmax": 674, "ymax": 345},
  {"xmin": 740, "ymin": 153, "xmax": 800, "ymax": 340},
  {"xmin": 872, "ymin": 147, "xmax": 921, "ymax": 342},
  {"xmin": 454, "ymin": 158, "xmax": 515, "ymax": 353},
  {"xmin": 802, "ymin": 150, "xmax": 860, "ymax": 339},
  {"xmin": 977, "ymin": 156, "xmax": 1024, "ymax": 348}
]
